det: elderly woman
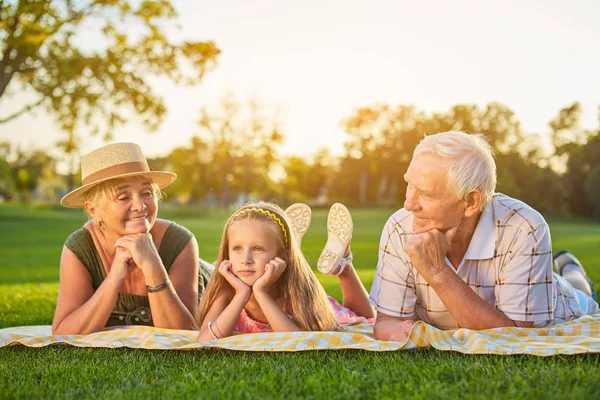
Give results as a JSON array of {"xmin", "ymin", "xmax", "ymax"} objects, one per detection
[{"xmin": 52, "ymin": 142, "xmax": 211, "ymax": 334}]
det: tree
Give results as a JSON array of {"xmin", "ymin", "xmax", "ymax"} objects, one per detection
[
  {"xmin": 584, "ymin": 163, "xmax": 600, "ymax": 220},
  {"xmin": 0, "ymin": 142, "xmax": 16, "ymax": 200},
  {"xmin": 282, "ymin": 148, "xmax": 333, "ymax": 205},
  {"xmin": 9, "ymin": 147, "xmax": 57, "ymax": 202},
  {"xmin": 155, "ymin": 135, "xmax": 212, "ymax": 204},
  {"xmin": 196, "ymin": 95, "xmax": 284, "ymax": 206},
  {"xmin": 0, "ymin": 0, "xmax": 220, "ymax": 188},
  {"xmin": 341, "ymin": 104, "xmax": 425, "ymax": 206},
  {"xmin": 550, "ymin": 103, "xmax": 599, "ymax": 216},
  {"xmin": 337, "ymin": 101, "xmax": 567, "ymax": 211}
]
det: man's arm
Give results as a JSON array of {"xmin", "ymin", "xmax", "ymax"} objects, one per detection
[
  {"xmin": 373, "ymin": 280, "xmax": 533, "ymax": 341},
  {"xmin": 373, "ymin": 312, "xmax": 416, "ymax": 341},
  {"xmin": 427, "ymin": 269, "xmax": 533, "ymax": 329},
  {"xmin": 405, "ymin": 223, "xmax": 547, "ymax": 330}
]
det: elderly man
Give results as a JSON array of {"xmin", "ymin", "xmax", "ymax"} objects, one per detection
[{"xmin": 369, "ymin": 131, "xmax": 598, "ymax": 341}]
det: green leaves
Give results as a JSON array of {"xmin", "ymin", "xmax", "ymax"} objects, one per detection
[
  {"xmin": 135, "ymin": 0, "xmax": 177, "ymax": 22},
  {"xmin": 0, "ymin": 0, "xmax": 220, "ymax": 155}
]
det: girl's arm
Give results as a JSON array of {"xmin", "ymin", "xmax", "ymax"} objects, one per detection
[
  {"xmin": 197, "ymin": 290, "xmax": 249, "ymax": 342},
  {"xmin": 253, "ymin": 258, "xmax": 301, "ymax": 332},
  {"xmin": 197, "ymin": 260, "xmax": 251, "ymax": 342},
  {"xmin": 338, "ymin": 262, "xmax": 376, "ymax": 318},
  {"xmin": 253, "ymin": 291, "xmax": 301, "ymax": 332}
]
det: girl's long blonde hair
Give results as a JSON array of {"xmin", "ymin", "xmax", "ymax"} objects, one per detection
[{"xmin": 197, "ymin": 201, "xmax": 341, "ymax": 332}]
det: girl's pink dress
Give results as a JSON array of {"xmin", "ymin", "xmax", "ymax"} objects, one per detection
[{"xmin": 235, "ymin": 296, "xmax": 375, "ymax": 333}]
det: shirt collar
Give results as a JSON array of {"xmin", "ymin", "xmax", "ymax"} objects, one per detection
[{"xmin": 463, "ymin": 201, "xmax": 495, "ymax": 260}]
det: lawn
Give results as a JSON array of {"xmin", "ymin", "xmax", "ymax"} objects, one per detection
[{"xmin": 1, "ymin": 203, "xmax": 599, "ymax": 399}]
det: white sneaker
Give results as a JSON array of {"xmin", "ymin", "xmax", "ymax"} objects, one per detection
[
  {"xmin": 553, "ymin": 250, "xmax": 596, "ymax": 300},
  {"xmin": 553, "ymin": 250, "xmax": 584, "ymax": 276},
  {"xmin": 317, "ymin": 203, "xmax": 353, "ymax": 275},
  {"xmin": 284, "ymin": 203, "xmax": 312, "ymax": 247}
]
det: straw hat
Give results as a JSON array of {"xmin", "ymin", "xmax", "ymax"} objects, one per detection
[{"xmin": 60, "ymin": 142, "xmax": 177, "ymax": 208}]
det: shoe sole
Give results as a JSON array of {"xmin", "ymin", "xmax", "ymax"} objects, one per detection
[
  {"xmin": 317, "ymin": 203, "xmax": 353, "ymax": 274},
  {"xmin": 284, "ymin": 203, "xmax": 312, "ymax": 247}
]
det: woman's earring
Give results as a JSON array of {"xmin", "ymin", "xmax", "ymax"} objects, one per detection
[{"xmin": 97, "ymin": 220, "xmax": 103, "ymax": 228}]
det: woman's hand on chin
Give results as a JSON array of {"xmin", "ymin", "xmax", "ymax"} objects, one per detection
[
  {"xmin": 114, "ymin": 233, "xmax": 163, "ymax": 276},
  {"xmin": 107, "ymin": 246, "xmax": 136, "ymax": 284}
]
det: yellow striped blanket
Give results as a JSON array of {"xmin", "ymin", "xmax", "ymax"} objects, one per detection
[{"xmin": 2, "ymin": 314, "xmax": 599, "ymax": 356}]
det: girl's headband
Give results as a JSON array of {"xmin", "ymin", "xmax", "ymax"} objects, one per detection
[
  {"xmin": 232, "ymin": 207, "xmax": 288, "ymax": 247},
  {"xmin": 232, "ymin": 207, "xmax": 289, "ymax": 247}
]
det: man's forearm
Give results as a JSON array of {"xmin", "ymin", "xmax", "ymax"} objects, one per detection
[
  {"xmin": 373, "ymin": 315, "xmax": 415, "ymax": 341},
  {"xmin": 373, "ymin": 318, "xmax": 399, "ymax": 341},
  {"xmin": 428, "ymin": 267, "xmax": 516, "ymax": 330}
]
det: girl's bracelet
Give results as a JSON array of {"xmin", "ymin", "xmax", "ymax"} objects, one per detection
[
  {"xmin": 213, "ymin": 321, "xmax": 224, "ymax": 337},
  {"xmin": 207, "ymin": 321, "xmax": 219, "ymax": 340}
]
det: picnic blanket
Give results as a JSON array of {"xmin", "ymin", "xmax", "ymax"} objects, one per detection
[{"xmin": 2, "ymin": 314, "xmax": 600, "ymax": 356}]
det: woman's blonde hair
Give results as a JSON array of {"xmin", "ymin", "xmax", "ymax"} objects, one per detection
[
  {"xmin": 197, "ymin": 201, "xmax": 341, "ymax": 332},
  {"xmin": 83, "ymin": 175, "xmax": 163, "ymax": 218}
]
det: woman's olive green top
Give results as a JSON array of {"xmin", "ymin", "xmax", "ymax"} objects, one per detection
[{"xmin": 64, "ymin": 222, "xmax": 212, "ymax": 327}]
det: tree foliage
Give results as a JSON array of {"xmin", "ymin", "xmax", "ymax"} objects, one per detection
[
  {"xmin": 584, "ymin": 163, "xmax": 600, "ymax": 220},
  {"xmin": 0, "ymin": 0, "xmax": 220, "ymax": 155},
  {"xmin": 549, "ymin": 103, "xmax": 600, "ymax": 216},
  {"xmin": 335, "ymin": 102, "xmax": 540, "ymax": 207},
  {"xmin": 336, "ymin": 100, "xmax": 598, "ymax": 216},
  {"xmin": 4, "ymin": 94, "xmax": 599, "ymax": 219},
  {"xmin": 282, "ymin": 148, "xmax": 334, "ymax": 205},
  {"xmin": 158, "ymin": 95, "xmax": 284, "ymax": 205},
  {"xmin": 0, "ymin": 142, "xmax": 62, "ymax": 201}
]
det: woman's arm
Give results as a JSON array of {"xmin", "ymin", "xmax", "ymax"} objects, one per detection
[
  {"xmin": 52, "ymin": 246, "xmax": 124, "ymax": 334},
  {"xmin": 139, "ymin": 237, "xmax": 199, "ymax": 330}
]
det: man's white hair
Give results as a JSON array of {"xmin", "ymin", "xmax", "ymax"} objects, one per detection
[{"xmin": 413, "ymin": 131, "xmax": 496, "ymax": 209}]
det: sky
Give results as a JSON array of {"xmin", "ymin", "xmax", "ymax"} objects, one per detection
[{"xmin": 1, "ymin": 0, "xmax": 599, "ymax": 171}]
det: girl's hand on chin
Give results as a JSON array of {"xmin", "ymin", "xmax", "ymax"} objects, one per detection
[
  {"xmin": 253, "ymin": 257, "xmax": 287, "ymax": 294},
  {"xmin": 218, "ymin": 260, "xmax": 251, "ymax": 297}
]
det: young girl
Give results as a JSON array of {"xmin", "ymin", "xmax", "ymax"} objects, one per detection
[{"xmin": 196, "ymin": 202, "xmax": 375, "ymax": 341}]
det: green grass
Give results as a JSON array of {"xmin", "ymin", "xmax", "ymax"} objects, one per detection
[{"xmin": 1, "ymin": 203, "xmax": 599, "ymax": 399}]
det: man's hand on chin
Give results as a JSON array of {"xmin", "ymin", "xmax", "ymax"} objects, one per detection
[{"xmin": 404, "ymin": 224, "xmax": 460, "ymax": 282}]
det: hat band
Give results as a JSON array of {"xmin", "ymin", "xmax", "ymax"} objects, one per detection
[{"xmin": 82, "ymin": 161, "xmax": 150, "ymax": 185}]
